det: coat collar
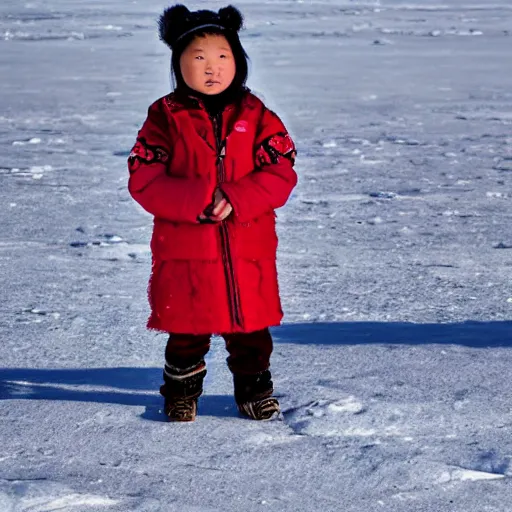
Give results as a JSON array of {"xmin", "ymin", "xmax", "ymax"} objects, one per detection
[{"xmin": 164, "ymin": 87, "xmax": 257, "ymax": 115}]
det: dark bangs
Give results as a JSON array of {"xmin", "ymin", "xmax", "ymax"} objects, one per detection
[{"xmin": 171, "ymin": 28, "xmax": 249, "ymax": 93}]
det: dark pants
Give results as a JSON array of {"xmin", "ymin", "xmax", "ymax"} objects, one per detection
[{"xmin": 165, "ymin": 328, "xmax": 273, "ymax": 375}]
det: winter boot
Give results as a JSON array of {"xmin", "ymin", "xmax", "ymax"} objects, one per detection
[
  {"xmin": 159, "ymin": 359, "xmax": 207, "ymax": 422},
  {"xmin": 233, "ymin": 370, "xmax": 280, "ymax": 420}
]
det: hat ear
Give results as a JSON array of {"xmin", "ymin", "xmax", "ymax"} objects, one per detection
[
  {"xmin": 159, "ymin": 4, "xmax": 191, "ymax": 48},
  {"xmin": 218, "ymin": 5, "xmax": 244, "ymax": 32}
]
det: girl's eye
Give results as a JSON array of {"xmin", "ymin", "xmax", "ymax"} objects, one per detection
[
  {"xmin": 220, "ymin": 54, "xmax": 227, "ymax": 59},
  {"xmin": 195, "ymin": 56, "xmax": 204, "ymax": 60}
]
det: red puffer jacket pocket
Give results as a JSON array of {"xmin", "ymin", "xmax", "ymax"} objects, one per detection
[
  {"xmin": 231, "ymin": 212, "xmax": 278, "ymax": 260},
  {"xmin": 151, "ymin": 219, "xmax": 220, "ymax": 260}
]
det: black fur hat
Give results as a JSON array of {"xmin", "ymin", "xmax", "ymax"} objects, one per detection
[{"xmin": 159, "ymin": 4, "xmax": 244, "ymax": 50}]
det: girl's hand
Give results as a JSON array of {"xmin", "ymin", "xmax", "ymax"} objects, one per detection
[
  {"xmin": 198, "ymin": 189, "xmax": 233, "ymax": 222},
  {"xmin": 210, "ymin": 189, "xmax": 233, "ymax": 221},
  {"xmin": 208, "ymin": 202, "xmax": 233, "ymax": 222}
]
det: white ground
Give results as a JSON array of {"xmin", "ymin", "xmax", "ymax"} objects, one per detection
[{"xmin": 1, "ymin": 0, "xmax": 512, "ymax": 510}]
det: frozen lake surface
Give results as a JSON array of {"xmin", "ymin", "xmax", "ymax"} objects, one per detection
[{"xmin": 1, "ymin": 1, "xmax": 512, "ymax": 510}]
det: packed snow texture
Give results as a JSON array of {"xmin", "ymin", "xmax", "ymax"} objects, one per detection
[{"xmin": 1, "ymin": 0, "xmax": 512, "ymax": 510}]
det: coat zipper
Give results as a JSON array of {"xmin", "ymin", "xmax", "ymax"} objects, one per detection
[{"xmin": 212, "ymin": 113, "xmax": 243, "ymax": 329}]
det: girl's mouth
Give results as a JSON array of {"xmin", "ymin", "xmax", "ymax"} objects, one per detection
[{"xmin": 205, "ymin": 80, "xmax": 220, "ymax": 86}]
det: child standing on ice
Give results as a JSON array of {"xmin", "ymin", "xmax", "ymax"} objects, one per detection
[{"xmin": 128, "ymin": 4, "xmax": 297, "ymax": 421}]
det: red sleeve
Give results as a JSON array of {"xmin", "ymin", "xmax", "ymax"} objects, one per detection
[
  {"xmin": 128, "ymin": 100, "xmax": 214, "ymax": 223},
  {"xmin": 219, "ymin": 107, "xmax": 298, "ymax": 223}
]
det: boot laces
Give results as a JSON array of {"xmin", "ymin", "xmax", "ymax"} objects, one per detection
[{"xmin": 165, "ymin": 398, "xmax": 196, "ymax": 421}]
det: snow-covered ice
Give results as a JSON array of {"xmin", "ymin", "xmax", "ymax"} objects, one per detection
[{"xmin": 2, "ymin": 0, "xmax": 512, "ymax": 511}]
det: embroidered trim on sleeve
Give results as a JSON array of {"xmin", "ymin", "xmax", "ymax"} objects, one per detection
[
  {"xmin": 255, "ymin": 132, "xmax": 296, "ymax": 169},
  {"xmin": 128, "ymin": 137, "xmax": 169, "ymax": 174}
]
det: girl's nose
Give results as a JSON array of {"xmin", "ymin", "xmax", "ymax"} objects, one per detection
[{"xmin": 205, "ymin": 61, "xmax": 220, "ymax": 75}]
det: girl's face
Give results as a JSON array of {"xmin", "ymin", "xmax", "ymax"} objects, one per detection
[{"xmin": 179, "ymin": 33, "xmax": 236, "ymax": 95}]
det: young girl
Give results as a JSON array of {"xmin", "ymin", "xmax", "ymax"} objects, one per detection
[{"xmin": 128, "ymin": 4, "xmax": 297, "ymax": 422}]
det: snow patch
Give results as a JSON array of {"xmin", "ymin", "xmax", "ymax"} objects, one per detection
[
  {"xmin": 342, "ymin": 427, "xmax": 377, "ymax": 437},
  {"xmin": 3, "ymin": 30, "xmax": 87, "ymax": 41},
  {"xmin": 327, "ymin": 396, "xmax": 365, "ymax": 414},
  {"xmin": 436, "ymin": 468, "xmax": 505, "ymax": 484},
  {"xmin": 22, "ymin": 493, "xmax": 118, "ymax": 510},
  {"xmin": 100, "ymin": 25, "xmax": 123, "ymax": 31},
  {"xmin": 0, "ymin": 481, "xmax": 119, "ymax": 511},
  {"xmin": 12, "ymin": 138, "xmax": 41, "ymax": 146},
  {"xmin": 487, "ymin": 191, "xmax": 509, "ymax": 199},
  {"xmin": 246, "ymin": 431, "xmax": 301, "ymax": 446},
  {"xmin": 284, "ymin": 398, "xmax": 377, "ymax": 438}
]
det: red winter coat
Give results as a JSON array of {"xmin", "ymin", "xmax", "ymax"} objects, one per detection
[{"xmin": 128, "ymin": 90, "xmax": 297, "ymax": 334}]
